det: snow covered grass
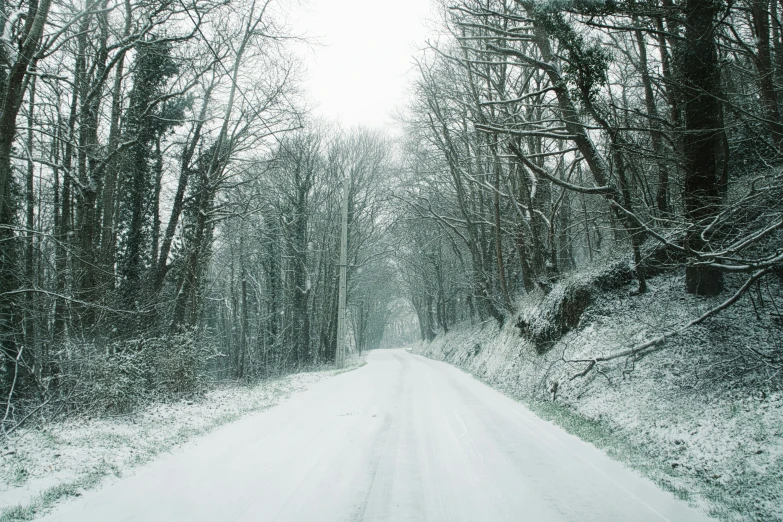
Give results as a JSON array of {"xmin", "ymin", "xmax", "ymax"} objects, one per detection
[
  {"xmin": 413, "ymin": 271, "xmax": 783, "ymax": 522},
  {"xmin": 0, "ymin": 355, "xmax": 365, "ymax": 522}
]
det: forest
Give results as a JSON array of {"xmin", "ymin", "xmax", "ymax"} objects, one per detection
[{"xmin": 1, "ymin": 0, "xmax": 782, "ymax": 428}]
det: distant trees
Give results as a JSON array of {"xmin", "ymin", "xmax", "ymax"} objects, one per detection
[{"xmin": 205, "ymin": 127, "xmax": 397, "ymax": 377}]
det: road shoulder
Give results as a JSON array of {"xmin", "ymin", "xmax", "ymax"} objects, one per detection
[{"xmin": 0, "ymin": 357, "xmax": 364, "ymax": 522}]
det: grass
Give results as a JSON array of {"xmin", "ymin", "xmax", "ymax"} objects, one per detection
[
  {"xmin": 520, "ymin": 396, "xmax": 692, "ymax": 500},
  {"xmin": 8, "ymin": 466, "xmax": 28, "ymax": 488},
  {"xmin": 85, "ymin": 431, "xmax": 133, "ymax": 447},
  {"xmin": 0, "ymin": 464, "xmax": 110, "ymax": 522}
]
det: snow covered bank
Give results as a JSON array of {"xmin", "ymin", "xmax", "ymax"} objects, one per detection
[
  {"xmin": 0, "ymin": 358, "xmax": 364, "ymax": 521},
  {"xmin": 412, "ymin": 271, "xmax": 783, "ymax": 522}
]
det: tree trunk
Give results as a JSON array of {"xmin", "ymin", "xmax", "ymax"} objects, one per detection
[
  {"xmin": 635, "ymin": 26, "xmax": 671, "ymax": 216},
  {"xmin": 0, "ymin": 0, "xmax": 53, "ymax": 388},
  {"xmin": 751, "ymin": 0, "xmax": 783, "ymax": 148},
  {"xmin": 682, "ymin": 0, "xmax": 724, "ymax": 295}
]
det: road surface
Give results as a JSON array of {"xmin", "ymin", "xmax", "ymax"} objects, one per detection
[{"xmin": 40, "ymin": 349, "xmax": 714, "ymax": 522}]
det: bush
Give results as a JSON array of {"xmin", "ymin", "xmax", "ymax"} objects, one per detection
[
  {"xmin": 60, "ymin": 329, "xmax": 214, "ymax": 415},
  {"xmin": 146, "ymin": 329, "xmax": 213, "ymax": 395},
  {"xmin": 83, "ymin": 347, "xmax": 151, "ymax": 414}
]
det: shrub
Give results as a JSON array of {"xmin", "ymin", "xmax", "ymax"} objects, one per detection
[{"xmin": 59, "ymin": 329, "xmax": 213, "ymax": 415}]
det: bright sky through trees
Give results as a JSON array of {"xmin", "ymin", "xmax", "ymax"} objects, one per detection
[{"xmin": 294, "ymin": 0, "xmax": 434, "ymax": 129}]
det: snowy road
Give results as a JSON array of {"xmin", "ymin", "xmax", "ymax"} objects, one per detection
[{"xmin": 41, "ymin": 349, "xmax": 714, "ymax": 522}]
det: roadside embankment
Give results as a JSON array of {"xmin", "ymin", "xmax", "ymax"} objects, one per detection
[{"xmin": 413, "ymin": 267, "xmax": 783, "ymax": 522}]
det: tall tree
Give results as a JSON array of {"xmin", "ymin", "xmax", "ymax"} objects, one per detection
[{"xmin": 681, "ymin": 0, "xmax": 725, "ymax": 295}]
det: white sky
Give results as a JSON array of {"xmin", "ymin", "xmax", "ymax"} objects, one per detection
[{"xmin": 291, "ymin": 0, "xmax": 436, "ymax": 130}]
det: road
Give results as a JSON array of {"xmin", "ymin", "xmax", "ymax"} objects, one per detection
[{"xmin": 40, "ymin": 349, "xmax": 714, "ymax": 522}]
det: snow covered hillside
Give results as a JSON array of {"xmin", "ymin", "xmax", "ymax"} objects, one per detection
[{"xmin": 413, "ymin": 269, "xmax": 783, "ymax": 522}]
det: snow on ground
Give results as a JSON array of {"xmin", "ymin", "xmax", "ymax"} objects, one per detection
[
  {"xmin": 413, "ymin": 271, "xmax": 783, "ymax": 522},
  {"xmin": 0, "ymin": 357, "xmax": 364, "ymax": 521},
  {"xmin": 21, "ymin": 351, "xmax": 716, "ymax": 522}
]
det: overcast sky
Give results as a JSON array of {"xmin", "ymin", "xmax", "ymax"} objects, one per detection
[{"xmin": 292, "ymin": 0, "xmax": 436, "ymax": 131}]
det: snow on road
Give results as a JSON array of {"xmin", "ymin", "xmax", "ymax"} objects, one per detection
[{"xmin": 39, "ymin": 349, "xmax": 715, "ymax": 522}]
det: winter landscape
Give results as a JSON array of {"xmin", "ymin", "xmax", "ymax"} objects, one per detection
[{"xmin": 0, "ymin": 0, "xmax": 782, "ymax": 520}]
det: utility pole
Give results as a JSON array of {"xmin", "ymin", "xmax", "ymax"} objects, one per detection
[{"xmin": 335, "ymin": 170, "xmax": 349, "ymax": 368}]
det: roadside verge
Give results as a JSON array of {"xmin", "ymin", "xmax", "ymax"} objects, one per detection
[
  {"xmin": 0, "ymin": 356, "xmax": 365, "ymax": 522},
  {"xmin": 411, "ymin": 272, "xmax": 782, "ymax": 522}
]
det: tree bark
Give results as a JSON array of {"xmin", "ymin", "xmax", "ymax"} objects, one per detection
[
  {"xmin": 0, "ymin": 0, "xmax": 53, "ymax": 387},
  {"xmin": 750, "ymin": 0, "xmax": 783, "ymax": 148},
  {"xmin": 682, "ymin": 0, "xmax": 724, "ymax": 295}
]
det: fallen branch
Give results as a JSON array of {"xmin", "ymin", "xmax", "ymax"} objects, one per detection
[
  {"xmin": 2, "ymin": 398, "xmax": 51, "ymax": 438},
  {"xmin": 1, "ymin": 346, "xmax": 23, "ymax": 433},
  {"xmin": 569, "ymin": 267, "xmax": 774, "ymax": 380}
]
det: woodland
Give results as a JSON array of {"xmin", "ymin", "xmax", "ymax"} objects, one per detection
[{"xmin": 1, "ymin": 0, "xmax": 782, "ymax": 429}]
